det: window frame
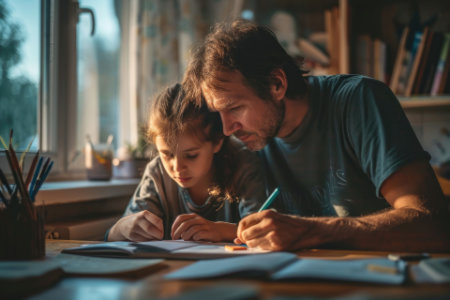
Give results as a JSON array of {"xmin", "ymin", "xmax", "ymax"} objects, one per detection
[{"xmin": 39, "ymin": 0, "xmax": 84, "ymax": 180}]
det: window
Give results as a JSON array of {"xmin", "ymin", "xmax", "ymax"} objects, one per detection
[
  {"xmin": 76, "ymin": 0, "xmax": 121, "ymax": 159},
  {"xmin": 0, "ymin": 0, "xmax": 40, "ymax": 150},
  {"xmin": 1, "ymin": 0, "xmax": 127, "ymax": 178}
]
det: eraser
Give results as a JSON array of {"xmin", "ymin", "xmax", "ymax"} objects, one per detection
[{"xmin": 225, "ymin": 245, "xmax": 248, "ymax": 252}]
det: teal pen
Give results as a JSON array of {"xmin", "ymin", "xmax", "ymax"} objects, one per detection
[{"xmin": 258, "ymin": 187, "xmax": 280, "ymax": 212}]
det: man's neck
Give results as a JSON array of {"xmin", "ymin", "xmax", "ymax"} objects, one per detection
[{"xmin": 277, "ymin": 95, "xmax": 309, "ymax": 138}]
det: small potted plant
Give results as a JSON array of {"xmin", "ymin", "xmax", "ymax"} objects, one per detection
[{"xmin": 113, "ymin": 126, "xmax": 155, "ymax": 179}]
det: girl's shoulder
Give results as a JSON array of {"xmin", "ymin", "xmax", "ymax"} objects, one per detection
[
  {"xmin": 140, "ymin": 155, "xmax": 179, "ymax": 193},
  {"xmin": 228, "ymin": 136, "xmax": 262, "ymax": 166},
  {"xmin": 142, "ymin": 155, "xmax": 167, "ymax": 180}
]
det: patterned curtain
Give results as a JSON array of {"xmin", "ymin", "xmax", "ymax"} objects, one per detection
[
  {"xmin": 135, "ymin": 0, "xmax": 244, "ymax": 124},
  {"xmin": 137, "ymin": 0, "xmax": 180, "ymax": 124}
]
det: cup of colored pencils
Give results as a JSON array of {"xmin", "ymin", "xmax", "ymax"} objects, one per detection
[{"xmin": 0, "ymin": 130, "xmax": 53, "ymax": 260}]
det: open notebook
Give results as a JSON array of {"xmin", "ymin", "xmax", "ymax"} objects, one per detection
[
  {"xmin": 62, "ymin": 240, "xmax": 268, "ymax": 260},
  {"xmin": 165, "ymin": 252, "xmax": 407, "ymax": 285},
  {"xmin": 0, "ymin": 254, "xmax": 164, "ymax": 298}
]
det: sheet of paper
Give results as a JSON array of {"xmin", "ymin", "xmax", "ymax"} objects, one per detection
[
  {"xmin": 165, "ymin": 255, "xmax": 406, "ymax": 285},
  {"xmin": 63, "ymin": 240, "xmax": 270, "ymax": 260},
  {"xmin": 165, "ymin": 252, "xmax": 298, "ymax": 279},
  {"xmin": 411, "ymin": 258, "xmax": 450, "ymax": 283},
  {"xmin": 135, "ymin": 240, "xmax": 269, "ymax": 258},
  {"xmin": 135, "ymin": 240, "xmax": 201, "ymax": 251},
  {"xmin": 55, "ymin": 253, "xmax": 164, "ymax": 277},
  {"xmin": 272, "ymin": 258, "xmax": 406, "ymax": 285},
  {"xmin": 63, "ymin": 241, "xmax": 137, "ymax": 256}
]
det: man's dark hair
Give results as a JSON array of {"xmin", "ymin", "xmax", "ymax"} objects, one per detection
[{"xmin": 183, "ymin": 18, "xmax": 308, "ymax": 105}]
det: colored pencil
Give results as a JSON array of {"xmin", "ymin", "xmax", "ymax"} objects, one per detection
[
  {"xmin": 31, "ymin": 160, "xmax": 54, "ymax": 201},
  {"xmin": 0, "ymin": 168, "xmax": 12, "ymax": 195},
  {"xmin": 25, "ymin": 151, "xmax": 40, "ymax": 188},
  {"xmin": 29, "ymin": 156, "xmax": 44, "ymax": 196},
  {"xmin": 258, "ymin": 187, "xmax": 280, "ymax": 212}
]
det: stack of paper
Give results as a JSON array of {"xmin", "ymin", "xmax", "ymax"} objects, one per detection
[{"xmin": 165, "ymin": 252, "xmax": 407, "ymax": 285}]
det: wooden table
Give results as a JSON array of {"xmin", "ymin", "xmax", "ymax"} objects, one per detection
[{"xmin": 26, "ymin": 240, "xmax": 450, "ymax": 299}]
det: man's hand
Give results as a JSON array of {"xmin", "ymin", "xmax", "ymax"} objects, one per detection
[
  {"xmin": 107, "ymin": 210, "xmax": 164, "ymax": 242},
  {"xmin": 235, "ymin": 210, "xmax": 322, "ymax": 251},
  {"xmin": 171, "ymin": 213, "xmax": 237, "ymax": 242}
]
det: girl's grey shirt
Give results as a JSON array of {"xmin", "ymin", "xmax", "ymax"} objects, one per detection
[{"xmin": 123, "ymin": 138, "xmax": 267, "ymax": 240}]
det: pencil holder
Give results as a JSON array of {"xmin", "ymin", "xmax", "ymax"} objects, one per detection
[
  {"xmin": 0, "ymin": 208, "xmax": 45, "ymax": 260},
  {"xmin": 0, "ymin": 130, "xmax": 53, "ymax": 260}
]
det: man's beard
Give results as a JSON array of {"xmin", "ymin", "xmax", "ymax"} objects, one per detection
[{"xmin": 236, "ymin": 100, "xmax": 285, "ymax": 151}]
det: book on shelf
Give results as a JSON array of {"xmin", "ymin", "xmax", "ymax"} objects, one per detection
[
  {"xmin": 324, "ymin": 7, "xmax": 340, "ymax": 74},
  {"xmin": 355, "ymin": 35, "xmax": 386, "ymax": 83},
  {"xmin": 62, "ymin": 240, "xmax": 268, "ymax": 260},
  {"xmin": 338, "ymin": 0, "xmax": 349, "ymax": 74},
  {"xmin": 419, "ymin": 31, "xmax": 444, "ymax": 94},
  {"xmin": 396, "ymin": 30, "xmax": 423, "ymax": 96},
  {"xmin": 412, "ymin": 29, "xmax": 436, "ymax": 95},
  {"xmin": 438, "ymin": 36, "xmax": 450, "ymax": 94},
  {"xmin": 431, "ymin": 33, "xmax": 450, "ymax": 96},
  {"xmin": 373, "ymin": 38, "xmax": 387, "ymax": 83},
  {"xmin": 390, "ymin": 27, "xmax": 410, "ymax": 94},
  {"xmin": 164, "ymin": 252, "xmax": 407, "ymax": 285},
  {"xmin": 405, "ymin": 28, "xmax": 430, "ymax": 97},
  {"xmin": 441, "ymin": 48, "xmax": 450, "ymax": 94},
  {"xmin": 355, "ymin": 35, "xmax": 373, "ymax": 78}
]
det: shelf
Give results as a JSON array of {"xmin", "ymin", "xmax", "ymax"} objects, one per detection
[
  {"xmin": 35, "ymin": 179, "xmax": 140, "ymax": 206},
  {"xmin": 398, "ymin": 96, "xmax": 450, "ymax": 109}
]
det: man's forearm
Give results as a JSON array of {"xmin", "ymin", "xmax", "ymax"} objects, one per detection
[{"xmin": 302, "ymin": 207, "xmax": 450, "ymax": 252}]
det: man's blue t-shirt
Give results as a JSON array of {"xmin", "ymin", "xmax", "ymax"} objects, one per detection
[{"xmin": 259, "ymin": 75, "xmax": 430, "ymax": 217}]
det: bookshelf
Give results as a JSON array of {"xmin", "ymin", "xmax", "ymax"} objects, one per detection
[
  {"xmin": 349, "ymin": 0, "xmax": 450, "ymax": 107},
  {"xmin": 399, "ymin": 97, "xmax": 450, "ymax": 109},
  {"xmin": 247, "ymin": 0, "xmax": 450, "ymax": 108}
]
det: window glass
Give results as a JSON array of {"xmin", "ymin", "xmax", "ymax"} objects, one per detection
[
  {"xmin": 0, "ymin": 0, "xmax": 40, "ymax": 150},
  {"xmin": 76, "ymin": 0, "xmax": 120, "ymax": 154}
]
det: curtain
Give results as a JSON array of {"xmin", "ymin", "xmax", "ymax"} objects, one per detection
[{"xmin": 118, "ymin": 0, "xmax": 244, "ymax": 147}]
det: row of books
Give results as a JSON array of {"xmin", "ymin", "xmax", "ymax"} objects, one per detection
[
  {"xmin": 299, "ymin": 2, "xmax": 349, "ymax": 76},
  {"xmin": 390, "ymin": 27, "xmax": 450, "ymax": 97},
  {"xmin": 355, "ymin": 28, "xmax": 450, "ymax": 97},
  {"xmin": 324, "ymin": 0, "xmax": 349, "ymax": 75},
  {"xmin": 355, "ymin": 35, "xmax": 387, "ymax": 84}
]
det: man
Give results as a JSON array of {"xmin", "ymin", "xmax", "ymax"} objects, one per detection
[{"xmin": 182, "ymin": 19, "xmax": 450, "ymax": 252}]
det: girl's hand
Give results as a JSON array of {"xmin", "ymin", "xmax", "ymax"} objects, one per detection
[
  {"xmin": 107, "ymin": 210, "xmax": 164, "ymax": 242},
  {"xmin": 171, "ymin": 213, "xmax": 237, "ymax": 242}
]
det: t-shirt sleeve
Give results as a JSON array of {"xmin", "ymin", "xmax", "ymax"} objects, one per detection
[
  {"xmin": 123, "ymin": 159, "xmax": 165, "ymax": 219},
  {"xmin": 343, "ymin": 77, "xmax": 430, "ymax": 197},
  {"xmin": 233, "ymin": 148, "xmax": 267, "ymax": 217}
]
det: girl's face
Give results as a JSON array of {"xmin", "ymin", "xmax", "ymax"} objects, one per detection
[{"xmin": 155, "ymin": 132, "xmax": 223, "ymax": 191}]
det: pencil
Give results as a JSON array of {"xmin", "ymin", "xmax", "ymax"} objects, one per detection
[
  {"xmin": 0, "ymin": 188, "xmax": 7, "ymax": 207},
  {"xmin": 31, "ymin": 160, "xmax": 53, "ymax": 201},
  {"xmin": 29, "ymin": 156, "xmax": 44, "ymax": 195},
  {"xmin": 25, "ymin": 151, "xmax": 40, "ymax": 188},
  {"xmin": 0, "ymin": 168, "xmax": 12, "ymax": 195},
  {"xmin": 5, "ymin": 147, "xmax": 35, "ymax": 219},
  {"xmin": 258, "ymin": 187, "xmax": 280, "ymax": 212}
]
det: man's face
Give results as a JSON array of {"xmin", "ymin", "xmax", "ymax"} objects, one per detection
[{"xmin": 201, "ymin": 71, "xmax": 284, "ymax": 151}]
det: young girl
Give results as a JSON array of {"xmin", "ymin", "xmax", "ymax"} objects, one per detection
[{"xmin": 107, "ymin": 83, "xmax": 266, "ymax": 242}]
